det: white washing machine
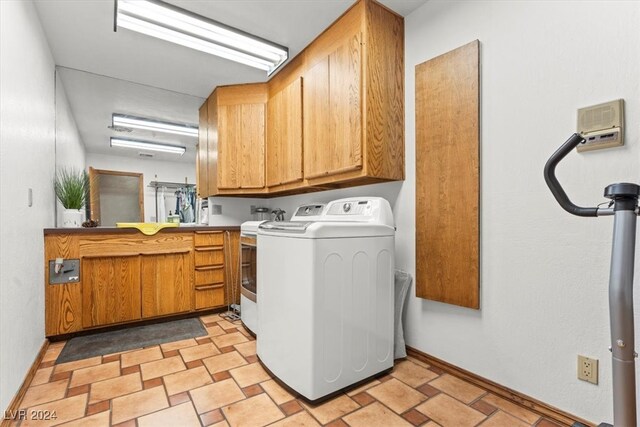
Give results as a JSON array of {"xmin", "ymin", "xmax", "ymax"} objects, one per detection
[
  {"xmin": 239, "ymin": 221, "xmax": 262, "ymax": 335},
  {"xmin": 257, "ymin": 197, "xmax": 395, "ymax": 400}
]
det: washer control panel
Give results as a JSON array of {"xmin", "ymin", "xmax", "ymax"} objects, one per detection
[
  {"xmin": 293, "ymin": 204, "xmax": 325, "ymax": 217},
  {"xmin": 327, "ymin": 200, "xmax": 372, "ymax": 216}
]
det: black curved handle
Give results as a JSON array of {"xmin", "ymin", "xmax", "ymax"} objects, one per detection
[{"xmin": 544, "ymin": 133, "xmax": 598, "ymax": 217}]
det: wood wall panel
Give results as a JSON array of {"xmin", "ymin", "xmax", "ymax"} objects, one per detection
[{"xmin": 415, "ymin": 40, "xmax": 480, "ymax": 309}]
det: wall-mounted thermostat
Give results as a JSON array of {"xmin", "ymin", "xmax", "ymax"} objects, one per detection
[{"xmin": 577, "ymin": 99, "xmax": 624, "ymax": 152}]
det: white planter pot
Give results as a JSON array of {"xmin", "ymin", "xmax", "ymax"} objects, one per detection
[{"xmin": 62, "ymin": 209, "xmax": 83, "ymax": 228}]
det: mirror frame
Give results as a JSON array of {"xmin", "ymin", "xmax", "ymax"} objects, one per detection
[{"xmin": 89, "ymin": 167, "xmax": 144, "ymax": 224}]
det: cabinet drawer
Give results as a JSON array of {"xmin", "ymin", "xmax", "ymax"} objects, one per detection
[
  {"xmin": 194, "ymin": 232, "xmax": 224, "ymax": 247},
  {"xmin": 195, "ymin": 266, "xmax": 224, "ymax": 286},
  {"xmin": 195, "ymin": 284, "xmax": 225, "ymax": 310},
  {"xmin": 195, "ymin": 247, "xmax": 224, "ymax": 266}
]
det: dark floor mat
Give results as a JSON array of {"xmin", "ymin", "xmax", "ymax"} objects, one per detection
[{"xmin": 56, "ymin": 318, "xmax": 207, "ymax": 364}]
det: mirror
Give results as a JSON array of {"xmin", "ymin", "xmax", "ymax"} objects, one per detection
[
  {"xmin": 54, "ymin": 66, "xmax": 202, "ymax": 225},
  {"xmin": 89, "ymin": 167, "xmax": 144, "ymax": 226}
]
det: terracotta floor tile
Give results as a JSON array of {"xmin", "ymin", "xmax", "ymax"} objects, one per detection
[
  {"xmin": 367, "ymin": 378, "xmax": 427, "ymax": 414},
  {"xmin": 326, "ymin": 419, "xmax": 349, "ymax": 427},
  {"xmin": 42, "ymin": 344, "xmax": 65, "ymax": 363},
  {"xmin": 138, "ymin": 401, "xmax": 201, "ymax": 427},
  {"xmin": 407, "ymin": 356, "xmax": 431, "ymax": 370},
  {"xmin": 479, "ymin": 410, "xmax": 530, "ymax": 427},
  {"xmin": 190, "ymin": 378, "xmax": 245, "ymax": 414},
  {"xmin": 211, "ymin": 421, "xmax": 230, "ymax": 427},
  {"xmin": 163, "ymin": 350, "xmax": 179, "ymax": 358},
  {"xmin": 342, "ymin": 401, "xmax": 412, "ymax": 427},
  {"xmin": 536, "ymin": 419, "xmax": 563, "ymax": 427},
  {"xmin": 470, "ymin": 399, "xmax": 498, "ymax": 416},
  {"xmin": 21, "ymin": 394, "xmax": 87, "ymax": 427},
  {"xmin": 391, "ymin": 360, "xmax": 439, "ymax": 388},
  {"xmin": 206, "ymin": 325, "xmax": 226, "ymax": 337},
  {"xmin": 280, "ymin": 399, "xmax": 304, "ymax": 416},
  {"xmin": 121, "ymin": 365, "xmax": 140, "ymax": 375},
  {"xmin": 169, "ymin": 391, "xmax": 191, "ymax": 406},
  {"xmin": 160, "ymin": 338, "xmax": 199, "ymax": 352},
  {"xmin": 402, "ymin": 408, "xmax": 430, "ymax": 426},
  {"xmin": 197, "ymin": 337, "xmax": 213, "ymax": 345},
  {"xmin": 223, "ymin": 393, "xmax": 285, "ymax": 427},
  {"xmin": 260, "ymin": 379, "xmax": 295, "ymax": 405},
  {"xmin": 111, "ymin": 386, "xmax": 169, "ymax": 424},
  {"xmin": 417, "ymin": 383, "xmax": 441, "ymax": 398},
  {"xmin": 212, "ymin": 331, "xmax": 248, "ymax": 348},
  {"xmin": 351, "ymin": 391, "xmax": 375, "ymax": 407},
  {"xmin": 200, "ymin": 313, "xmax": 223, "ymax": 323},
  {"xmin": 200, "ymin": 408, "xmax": 225, "ymax": 426},
  {"xmin": 269, "ymin": 411, "xmax": 321, "ymax": 427},
  {"xmin": 236, "ymin": 325, "xmax": 253, "ymax": 337},
  {"xmin": 50, "ymin": 371, "xmax": 72, "ymax": 382},
  {"xmin": 429, "ymin": 374, "xmax": 486, "ymax": 404},
  {"xmin": 58, "ymin": 410, "xmax": 110, "ymax": 427},
  {"xmin": 143, "ymin": 377, "xmax": 163, "ymax": 389},
  {"xmin": 216, "ymin": 319, "xmax": 238, "ymax": 330},
  {"xmin": 140, "ymin": 355, "xmax": 186, "ymax": 381},
  {"xmin": 346, "ymin": 379, "xmax": 381, "ymax": 396},
  {"xmin": 302, "ymin": 394, "xmax": 360, "ymax": 424},
  {"xmin": 424, "ymin": 422, "xmax": 442, "ymax": 427},
  {"xmin": 103, "ymin": 354, "xmax": 121, "ymax": 364},
  {"xmin": 233, "ymin": 341, "xmax": 256, "ymax": 357},
  {"xmin": 213, "ymin": 370, "xmax": 232, "ymax": 381},
  {"xmin": 186, "ymin": 359, "xmax": 204, "ymax": 369},
  {"xmin": 180, "ymin": 342, "xmax": 221, "ymax": 363},
  {"xmin": 113, "ymin": 420, "xmax": 136, "ymax": 427},
  {"xmin": 30, "ymin": 367, "xmax": 53, "ymax": 386},
  {"xmin": 69, "ymin": 361, "xmax": 120, "ymax": 388},
  {"xmin": 39, "ymin": 361, "xmax": 55, "ymax": 369},
  {"xmin": 20, "ymin": 378, "xmax": 69, "ymax": 408},
  {"xmin": 230, "ymin": 362, "xmax": 270, "ymax": 388},
  {"xmin": 481, "ymin": 394, "xmax": 541, "ymax": 424},
  {"xmin": 164, "ymin": 365, "xmax": 213, "ymax": 396},
  {"xmin": 66, "ymin": 384, "xmax": 90, "ymax": 397},
  {"xmin": 202, "ymin": 351, "xmax": 247, "ymax": 375},
  {"xmin": 86, "ymin": 400, "xmax": 111, "ymax": 416},
  {"xmin": 416, "ymin": 394, "xmax": 486, "ymax": 427},
  {"xmin": 53, "ymin": 356, "xmax": 102, "ymax": 374},
  {"xmin": 242, "ymin": 384, "xmax": 264, "ymax": 398},
  {"xmin": 121, "ymin": 346, "xmax": 163, "ymax": 368}
]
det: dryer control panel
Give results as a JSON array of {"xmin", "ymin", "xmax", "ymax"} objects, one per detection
[{"xmin": 323, "ymin": 197, "xmax": 394, "ymax": 227}]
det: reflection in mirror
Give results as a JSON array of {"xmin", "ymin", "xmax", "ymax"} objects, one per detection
[
  {"xmin": 89, "ymin": 167, "xmax": 144, "ymax": 226},
  {"xmin": 54, "ymin": 66, "xmax": 202, "ymax": 225}
]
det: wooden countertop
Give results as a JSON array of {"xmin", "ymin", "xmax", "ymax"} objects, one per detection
[{"xmin": 43, "ymin": 225, "xmax": 241, "ymax": 235}]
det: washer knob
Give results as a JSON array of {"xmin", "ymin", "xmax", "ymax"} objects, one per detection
[{"xmin": 343, "ymin": 203, "xmax": 352, "ymax": 213}]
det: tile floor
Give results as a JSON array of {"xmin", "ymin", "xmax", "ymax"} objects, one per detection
[{"xmin": 11, "ymin": 314, "xmax": 566, "ymax": 427}]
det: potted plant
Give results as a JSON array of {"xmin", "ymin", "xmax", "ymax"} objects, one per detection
[{"xmin": 54, "ymin": 168, "xmax": 88, "ymax": 228}]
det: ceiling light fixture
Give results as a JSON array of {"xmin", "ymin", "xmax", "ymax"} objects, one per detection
[
  {"xmin": 112, "ymin": 114, "xmax": 198, "ymax": 137},
  {"xmin": 110, "ymin": 137, "xmax": 186, "ymax": 155},
  {"xmin": 114, "ymin": 0, "xmax": 289, "ymax": 75}
]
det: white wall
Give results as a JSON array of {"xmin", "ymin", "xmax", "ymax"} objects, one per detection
[
  {"xmin": 0, "ymin": 0, "xmax": 56, "ymax": 412},
  {"xmin": 86, "ymin": 153, "xmax": 196, "ymax": 222},
  {"xmin": 54, "ymin": 72, "xmax": 86, "ymax": 226},
  {"xmin": 269, "ymin": 1, "xmax": 640, "ymax": 422}
]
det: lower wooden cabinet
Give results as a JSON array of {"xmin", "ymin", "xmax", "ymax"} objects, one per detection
[
  {"xmin": 44, "ymin": 229, "xmax": 240, "ymax": 337},
  {"xmin": 82, "ymin": 255, "xmax": 141, "ymax": 328},
  {"xmin": 141, "ymin": 251, "xmax": 192, "ymax": 318}
]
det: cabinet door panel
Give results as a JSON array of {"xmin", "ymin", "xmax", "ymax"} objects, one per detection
[
  {"xmin": 329, "ymin": 33, "xmax": 362, "ymax": 174},
  {"xmin": 240, "ymin": 104, "xmax": 266, "ymax": 189},
  {"xmin": 267, "ymin": 78, "xmax": 303, "ymax": 187},
  {"xmin": 194, "ymin": 285, "xmax": 225, "ymax": 310},
  {"xmin": 82, "ymin": 255, "xmax": 141, "ymax": 327},
  {"xmin": 303, "ymin": 58, "xmax": 330, "ymax": 179},
  {"xmin": 218, "ymin": 105, "xmax": 241, "ymax": 189},
  {"xmin": 141, "ymin": 252, "xmax": 192, "ymax": 318}
]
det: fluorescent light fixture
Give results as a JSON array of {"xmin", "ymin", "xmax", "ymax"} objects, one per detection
[
  {"xmin": 115, "ymin": 0, "xmax": 289, "ymax": 75},
  {"xmin": 112, "ymin": 114, "xmax": 198, "ymax": 137},
  {"xmin": 110, "ymin": 137, "xmax": 186, "ymax": 155}
]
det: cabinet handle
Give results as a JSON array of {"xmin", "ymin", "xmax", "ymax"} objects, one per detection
[
  {"xmin": 305, "ymin": 164, "xmax": 362, "ymax": 180},
  {"xmin": 195, "ymin": 283, "xmax": 224, "ymax": 291},
  {"xmin": 194, "ymin": 246, "xmax": 223, "ymax": 252},
  {"xmin": 195, "ymin": 265, "xmax": 224, "ymax": 271},
  {"xmin": 195, "ymin": 231, "xmax": 223, "ymax": 235}
]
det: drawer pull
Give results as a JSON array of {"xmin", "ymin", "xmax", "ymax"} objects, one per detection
[
  {"xmin": 195, "ymin": 265, "xmax": 224, "ymax": 271},
  {"xmin": 195, "ymin": 283, "xmax": 224, "ymax": 291},
  {"xmin": 194, "ymin": 246, "xmax": 223, "ymax": 252}
]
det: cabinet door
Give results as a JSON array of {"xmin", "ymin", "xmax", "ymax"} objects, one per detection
[
  {"xmin": 82, "ymin": 255, "xmax": 141, "ymax": 327},
  {"xmin": 267, "ymin": 78, "xmax": 303, "ymax": 187},
  {"xmin": 141, "ymin": 251, "xmax": 192, "ymax": 318},
  {"xmin": 304, "ymin": 34, "xmax": 362, "ymax": 179},
  {"xmin": 197, "ymin": 103, "xmax": 209, "ymax": 198},
  {"xmin": 218, "ymin": 104, "xmax": 265, "ymax": 190}
]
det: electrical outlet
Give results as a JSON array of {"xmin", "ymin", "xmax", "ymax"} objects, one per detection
[{"xmin": 577, "ymin": 355, "xmax": 598, "ymax": 384}]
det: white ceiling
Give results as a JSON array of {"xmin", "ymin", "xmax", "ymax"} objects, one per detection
[{"xmin": 35, "ymin": 0, "xmax": 427, "ymax": 162}]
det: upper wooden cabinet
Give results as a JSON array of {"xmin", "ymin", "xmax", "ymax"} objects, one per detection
[
  {"xmin": 267, "ymin": 77, "xmax": 303, "ymax": 188},
  {"xmin": 199, "ymin": 0, "xmax": 404, "ymax": 196},
  {"xmin": 196, "ymin": 104, "xmax": 209, "ymax": 198},
  {"xmin": 208, "ymin": 84, "xmax": 267, "ymax": 195}
]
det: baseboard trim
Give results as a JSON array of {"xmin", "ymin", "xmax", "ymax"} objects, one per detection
[
  {"xmin": 406, "ymin": 346, "xmax": 594, "ymax": 427},
  {"xmin": 1, "ymin": 340, "xmax": 49, "ymax": 427}
]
